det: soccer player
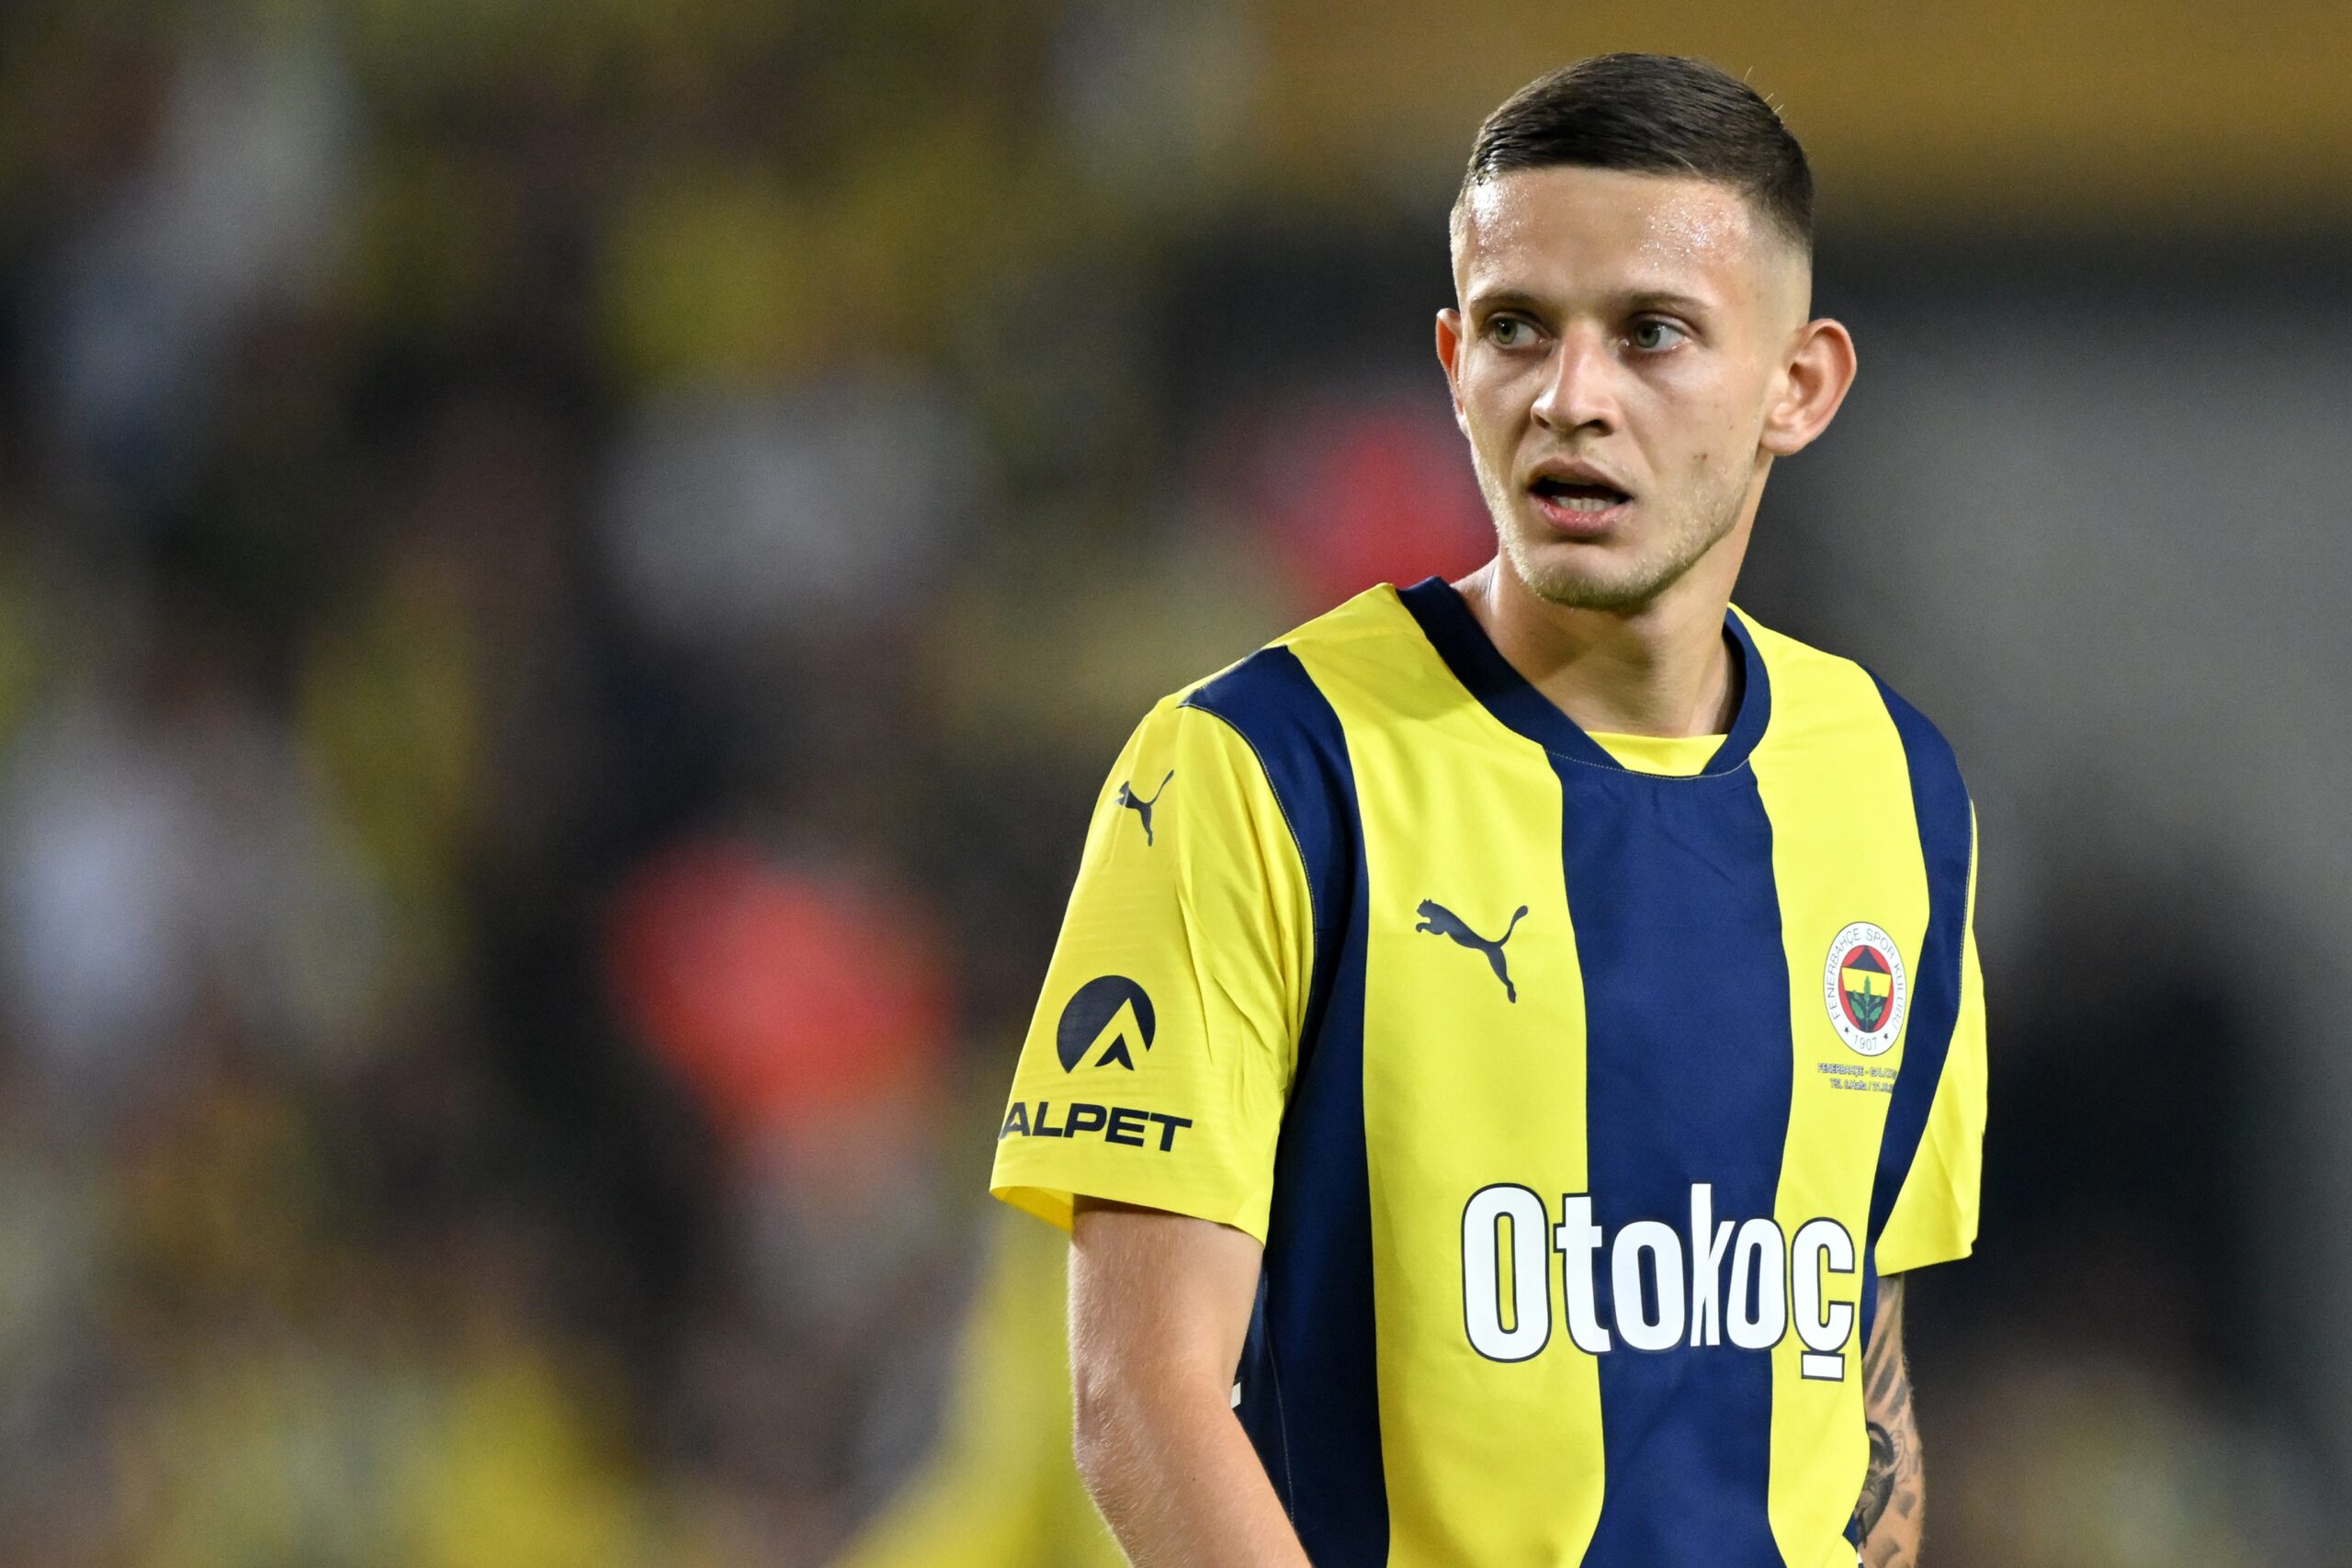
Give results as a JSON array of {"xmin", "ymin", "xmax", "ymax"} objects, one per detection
[{"xmin": 989, "ymin": 53, "xmax": 1984, "ymax": 1568}]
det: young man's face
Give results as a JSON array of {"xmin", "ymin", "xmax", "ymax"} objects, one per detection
[{"xmin": 1438, "ymin": 165, "xmax": 1815, "ymax": 614}]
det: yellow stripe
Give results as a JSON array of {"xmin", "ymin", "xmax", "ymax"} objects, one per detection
[
  {"xmin": 1742, "ymin": 614, "xmax": 1929, "ymax": 1566},
  {"xmin": 1295, "ymin": 587, "xmax": 1607, "ymax": 1563}
]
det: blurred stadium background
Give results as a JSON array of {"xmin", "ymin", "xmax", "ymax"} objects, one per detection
[{"xmin": 0, "ymin": 1, "xmax": 2346, "ymax": 1562}]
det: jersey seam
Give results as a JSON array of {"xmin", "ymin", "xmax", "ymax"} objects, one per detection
[{"xmin": 1261, "ymin": 1282, "xmax": 1299, "ymax": 1517}]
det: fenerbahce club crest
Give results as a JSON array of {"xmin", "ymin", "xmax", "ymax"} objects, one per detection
[{"xmin": 1823, "ymin": 922, "xmax": 1907, "ymax": 1057}]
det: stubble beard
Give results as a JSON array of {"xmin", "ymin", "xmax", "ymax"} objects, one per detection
[{"xmin": 1480, "ymin": 454, "xmax": 1755, "ymax": 615}]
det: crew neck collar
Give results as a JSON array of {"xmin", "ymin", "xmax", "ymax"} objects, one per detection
[{"xmin": 1394, "ymin": 576, "xmax": 1770, "ymax": 776}]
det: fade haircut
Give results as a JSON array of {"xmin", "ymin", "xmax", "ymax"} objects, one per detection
[{"xmin": 1453, "ymin": 53, "xmax": 1813, "ymax": 255}]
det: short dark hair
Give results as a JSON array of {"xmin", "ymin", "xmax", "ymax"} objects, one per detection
[{"xmin": 1455, "ymin": 53, "xmax": 1813, "ymax": 254}]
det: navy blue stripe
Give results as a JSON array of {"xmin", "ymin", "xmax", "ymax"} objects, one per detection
[
  {"xmin": 1564, "ymin": 755, "xmax": 1793, "ymax": 1566},
  {"xmin": 1183, "ymin": 648, "xmax": 1385, "ymax": 1567},
  {"xmin": 1394, "ymin": 576, "xmax": 1770, "ymax": 775},
  {"xmin": 1858, "ymin": 676, "xmax": 1973, "ymax": 1346}
]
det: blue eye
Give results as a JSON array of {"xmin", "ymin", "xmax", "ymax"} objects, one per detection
[{"xmin": 1631, "ymin": 320, "xmax": 1686, "ymax": 352}]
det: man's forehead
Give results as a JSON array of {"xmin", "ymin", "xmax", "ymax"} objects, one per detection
[{"xmin": 1453, "ymin": 165, "xmax": 1780, "ymax": 301}]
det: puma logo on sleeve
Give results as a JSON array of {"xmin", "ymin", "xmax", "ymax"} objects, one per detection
[{"xmin": 1115, "ymin": 770, "xmax": 1175, "ymax": 846}]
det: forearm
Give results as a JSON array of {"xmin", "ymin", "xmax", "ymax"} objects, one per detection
[
  {"xmin": 1068, "ymin": 1201, "xmax": 1308, "ymax": 1567},
  {"xmin": 1852, "ymin": 1275, "xmax": 1925, "ymax": 1567},
  {"xmin": 1072, "ymin": 1373, "xmax": 1310, "ymax": 1568}
]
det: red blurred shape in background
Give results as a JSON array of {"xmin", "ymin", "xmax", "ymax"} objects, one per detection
[
  {"xmin": 605, "ymin": 840, "xmax": 950, "ymax": 1149},
  {"xmin": 1231, "ymin": 400, "xmax": 1493, "ymax": 606}
]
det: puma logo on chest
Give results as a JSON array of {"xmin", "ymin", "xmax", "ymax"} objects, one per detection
[{"xmin": 1415, "ymin": 898, "xmax": 1530, "ymax": 1002}]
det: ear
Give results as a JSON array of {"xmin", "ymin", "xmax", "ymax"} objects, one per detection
[
  {"xmin": 1435, "ymin": 308, "xmax": 1469, "ymax": 434},
  {"xmin": 1760, "ymin": 317, "xmax": 1858, "ymax": 457}
]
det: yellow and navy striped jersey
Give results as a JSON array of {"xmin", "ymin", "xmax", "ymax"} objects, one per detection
[{"xmin": 990, "ymin": 577, "xmax": 1986, "ymax": 1568}]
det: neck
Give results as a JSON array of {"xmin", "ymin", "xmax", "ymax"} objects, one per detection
[{"xmin": 1454, "ymin": 544, "xmax": 1745, "ymax": 739}]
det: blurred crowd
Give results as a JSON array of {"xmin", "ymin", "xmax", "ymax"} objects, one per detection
[
  {"xmin": 0, "ymin": 4, "xmax": 1490, "ymax": 1562},
  {"xmin": 0, "ymin": 3, "xmax": 2340, "ymax": 1565}
]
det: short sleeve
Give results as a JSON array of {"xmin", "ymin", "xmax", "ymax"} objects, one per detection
[
  {"xmin": 989, "ymin": 695, "xmax": 1313, "ymax": 1244},
  {"xmin": 1874, "ymin": 809, "xmax": 1986, "ymax": 1274}
]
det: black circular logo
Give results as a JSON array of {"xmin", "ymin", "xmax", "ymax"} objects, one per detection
[{"xmin": 1056, "ymin": 976, "xmax": 1156, "ymax": 1072}]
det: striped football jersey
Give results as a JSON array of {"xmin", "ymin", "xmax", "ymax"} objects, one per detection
[{"xmin": 991, "ymin": 576, "xmax": 1984, "ymax": 1567}]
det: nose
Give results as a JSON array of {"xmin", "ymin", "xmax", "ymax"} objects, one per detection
[{"xmin": 1531, "ymin": 323, "xmax": 1618, "ymax": 434}]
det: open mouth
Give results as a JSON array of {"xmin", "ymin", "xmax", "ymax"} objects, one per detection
[{"xmin": 1529, "ymin": 475, "xmax": 1631, "ymax": 513}]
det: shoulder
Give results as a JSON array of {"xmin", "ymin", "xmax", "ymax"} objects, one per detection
[
  {"xmin": 1124, "ymin": 588, "xmax": 1405, "ymax": 907},
  {"xmin": 1182, "ymin": 583, "xmax": 1410, "ymax": 711},
  {"xmin": 1739, "ymin": 612, "xmax": 1963, "ymax": 772},
  {"xmin": 1738, "ymin": 608, "xmax": 1973, "ymax": 837},
  {"xmin": 1157, "ymin": 582, "xmax": 1415, "ymax": 754},
  {"xmin": 1110, "ymin": 585, "xmax": 1405, "ymax": 774}
]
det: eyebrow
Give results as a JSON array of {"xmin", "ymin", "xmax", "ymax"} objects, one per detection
[{"xmin": 1466, "ymin": 286, "xmax": 1714, "ymax": 319}]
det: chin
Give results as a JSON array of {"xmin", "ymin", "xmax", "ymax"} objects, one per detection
[{"xmin": 1506, "ymin": 538, "xmax": 1672, "ymax": 614}]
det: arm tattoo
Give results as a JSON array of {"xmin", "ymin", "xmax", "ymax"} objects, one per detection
[
  {"xmin": 1852, "ymin": 1418, "xmax": 1895, "ymax": 1540},
  {"xmin": 1850, "ymin": 1277, "xmax": 1924, "ymax": 1567}
]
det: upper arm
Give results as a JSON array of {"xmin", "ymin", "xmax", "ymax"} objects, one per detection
[
  {"xmin": 1862, "ymin": 1272, "xmax": 1907, "ymax": 1413},
  {"xmin": 990, "ymin": 696, "xmax": 1312, "ymax": 1242},
  {"xmin": 1069, "ymin": 1200, "xmax": 1265, "ymax": 1403}
]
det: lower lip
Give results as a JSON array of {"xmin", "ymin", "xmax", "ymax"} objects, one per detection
[{"xmin": 1530, "ymin": 490, "xmax": 1629, "ymax": 538}]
